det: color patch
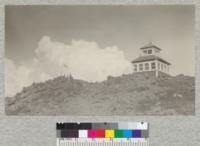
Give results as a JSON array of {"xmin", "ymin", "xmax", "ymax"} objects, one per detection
[
  {"xmin": 78, "ymin": 123, "xmax": 92, "ymax": 130},
  {"xmin": 96, "ymin": 130, "xmax": 105, "ymax": 138},
  {"xmin": 79, "ymin": 130, "xmax": 87, "ymax": 138},
  {"xmin": 141, "ymin": 130, "xmax": 149, "ymax": 138},
  {"xmin": 92, "ymin": 123, "xmax": 118, "ymax": 129},
  {"xmin": 57, "ymin": 123, "xmax": 92, "ymax": 130},
  {"xmin": 114, "ymin": 130, "xmax": 123, "ymax": 138},
  {"xmin": 132, "ymin": 130, "xmax": 142, "ymax": 138},
  {"xmin": 61, "ymin": 130, "xmax": 78, "ymax": 138},
  {"xmin": 88, "ymin": 130, "xmax": 96, "ymax": 138},
  {"xmin": 123, "ymin": 130, "xmax": 132, "ymax": 138},
  {"xmin": 105, "ymin": 130, "xmax": 114, "ymax": 138},
  {"xmin": 57, "ymin": 122, "xmax": 148, "ymax": 139}
]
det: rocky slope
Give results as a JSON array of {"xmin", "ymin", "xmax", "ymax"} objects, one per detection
[{"xmin": 5, "ymin": 72, "xmax": 195, "ymax": 115}]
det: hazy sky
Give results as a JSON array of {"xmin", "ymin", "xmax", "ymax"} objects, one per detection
[{"xmin": 5, "ymin": 5, "xmax": 195, "ymax": 96}]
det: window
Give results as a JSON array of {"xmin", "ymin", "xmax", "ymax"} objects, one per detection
[
  {"xmin": 145, "ymin": 63, "xmax": 149, "ymax": 71},
  {"xmin": 143, "ymin": 50, "xmax": 148, "ymax": 54},
  {"xmin": 139, "ymin": 64, "xmax": 143, "ymax": 71},
  {"xmin": 161, "ymin": 63, "xmax": 163, "ymax": 70},
  {"xmin": 158, "ymin": 62, "xmax": 160, "ymax": 70},
  {"xmin": 148, "ymin": 49, "xmax": 152, "ymax": 54},
  {"xmin": 164, "ymin": 64, "xmax": 166, "ymax": 71},
  {"xmin": 151, "ymin": 62, "xmax": 156, "ymax": 70},
  {"xmin": 134, "ymin": 64, "xmax": 137, "ymax": 72}
]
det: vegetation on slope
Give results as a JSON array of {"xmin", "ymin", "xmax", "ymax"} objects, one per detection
[{"xmin": 5, "ymin": 72, "xmax": 195, "ymax": 115}]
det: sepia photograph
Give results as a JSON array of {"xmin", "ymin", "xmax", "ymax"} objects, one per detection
[{"xmin": 5, "ymin": 5, "xmax": 195, "ymax": 115}]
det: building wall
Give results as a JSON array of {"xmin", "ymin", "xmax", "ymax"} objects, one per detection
[
  {"xmin": 133, "ymin": 60, "xmax": 170, "ymax": 74},
  {"xmin": 157, "ymin": 61, "xmax": 170, "ymax": 74}
]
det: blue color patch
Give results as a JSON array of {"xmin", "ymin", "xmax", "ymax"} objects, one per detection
[{"xmin": 123, "ymin": 130, "xmax": 132, "ymax": 138}]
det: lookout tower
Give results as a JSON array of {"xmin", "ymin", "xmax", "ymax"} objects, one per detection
[{"xmin": 131, "ymin": 42, "xmax": 171, "ymax": 77}]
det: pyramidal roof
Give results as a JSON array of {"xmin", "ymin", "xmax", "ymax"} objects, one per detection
[
  {"xmin": 131, "ymin": 55, "xmax": 171, "ymax": 65},
  {"xmin": 140, "ymin": 42, "xmax": 161, "ymax": 51}
]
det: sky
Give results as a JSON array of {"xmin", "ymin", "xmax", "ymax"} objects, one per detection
[{"xmin": 5, "ymin": 5, "xmax": 195, "ymax": 97}]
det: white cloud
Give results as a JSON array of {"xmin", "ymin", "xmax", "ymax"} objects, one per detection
[
  {"xmin": 5, "ymin": 59, "xmax": 32, "ymax": 97},
  {"xmin": 6, "ymin": 36, "xmax": 133, "ymax": 97}
]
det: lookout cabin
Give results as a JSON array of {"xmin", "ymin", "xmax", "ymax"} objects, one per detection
[{"xmin": 131, "ymin": 42, "xmax": 171, "ymax": 77}]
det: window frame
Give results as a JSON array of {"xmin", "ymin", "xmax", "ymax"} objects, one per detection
[
  {"xmin": 161, "ymin": 63, "xmax": 163, "ymax": 70},
  {"xmin": 147, "ymin": 49, "xmax": 152, "ymax": 54},
  {"xmin": 158, "ymin": 62, "xmax": 160, "ymax": 70},
  {"xmin": 134, "ymin": 64, "xmax": 137, "ymax": 72},
  {"xmin": 151, "ymin": 62, "xmax": 156, "ymax": 70},
  {"xmin": 145, "ymin": 63, "xmax": 149, "ymax": 71},
  {"xmin": 139, "ymin": 63, "xmax": 143, "ymax": 71}
]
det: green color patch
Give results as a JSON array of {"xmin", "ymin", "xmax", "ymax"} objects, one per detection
[{"xmin": 114, "ymin": 130, "xmax": 123, "ymax": 138}]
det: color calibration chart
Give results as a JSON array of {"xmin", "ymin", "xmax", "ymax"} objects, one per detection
[{"xmin": 56, "ymin": 122, "xmax": 149, "ymax": 146}]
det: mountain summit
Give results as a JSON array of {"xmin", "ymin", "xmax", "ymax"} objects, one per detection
[{"xmin": 5, "ymin": 72, "xmax": 194, "ymax": 115}]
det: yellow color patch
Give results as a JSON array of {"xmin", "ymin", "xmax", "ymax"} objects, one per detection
[{"xmin": 105, "ymin": 130, "xmax": 114, "ymax": 138}]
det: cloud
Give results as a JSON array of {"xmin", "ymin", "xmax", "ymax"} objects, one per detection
[{"xmin": 6, "ymin": 36, "xmax": 133, "ymax": 97}]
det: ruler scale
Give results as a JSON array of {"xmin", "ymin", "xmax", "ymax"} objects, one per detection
[{"xmin": 56, "ymin": 122, "xmax": 149, "ymax": 146}]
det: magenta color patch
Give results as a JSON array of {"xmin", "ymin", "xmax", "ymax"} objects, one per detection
[{"xmin": 88, "ymin": 130, "xmax": 96, "ymax": 138}]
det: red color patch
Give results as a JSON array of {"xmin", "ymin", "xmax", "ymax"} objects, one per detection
[{"xmin": 96, "ymin": 130, "xmax": 105, "ymax": 138}]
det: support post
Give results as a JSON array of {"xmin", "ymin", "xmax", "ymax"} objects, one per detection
[
  {"xmin": 156, "ymin": 70, "xmax": 158, "ymax": 78},
  {"xmin": 155, "ymin": 60, "xmax": 158, "ymax": 78}
]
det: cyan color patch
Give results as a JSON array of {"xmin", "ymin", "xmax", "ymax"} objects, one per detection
[{"xmin": 123, "ymin": 130, "xmax": 132, "ymax": 138}]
